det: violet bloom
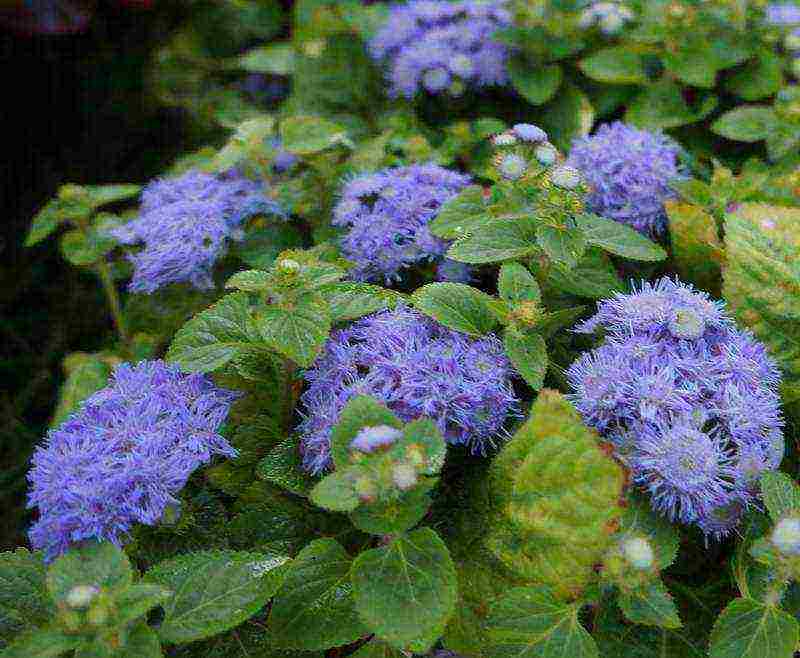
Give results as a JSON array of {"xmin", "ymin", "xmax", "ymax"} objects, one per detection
[
  {"xmin": 369, "ymin": 0, "xmax": 512, "ymax": 98},
  {"xmin": 567, "ymin": 122, "xmax": 684, "ymax": 237},
  {"xmin": 333, "ymin": 164, "xmax": 471, "ymax": 283},
  {"xmin": 765, "ymin": 3, "xmax": 800, "ymax": 26},
  {"xmin": 567, "ymin": 278, "xmax": 784, "ymax": 539},
  {"xmin": 298, "ymin": 305, "xmax": 519, "ymax": 473},
  {"xmin": 27, "ymin": 360, "xmax": 240, "ymax": 560},
  {"xmin": 111, "ymin": 170, "xmax": 284, "ymax": 293}
]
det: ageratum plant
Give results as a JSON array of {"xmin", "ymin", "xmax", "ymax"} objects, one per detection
[{"xmin": 5, "ymin": 1, "xmax": 800, "ymax": 657}]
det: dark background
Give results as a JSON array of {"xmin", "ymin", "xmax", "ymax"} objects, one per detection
[{"xmin": 1, "ymin": 3, "xmax": 194, "ymax": 549}]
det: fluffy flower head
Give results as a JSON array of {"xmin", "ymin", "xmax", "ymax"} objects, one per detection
[
  {"xmin": 27, "ymin": 360, "xmax": 240, "ymax": 559},
  {"xmin": 369, "ymin": 0, "xmax": 512, "ymax": 98},
  {"xmin": 765, "ymin": 3, "xmax": 800, "ymax": 26},
  {"xmin": 567, "ymin": 278, "xmax": 784, "ymax": 538},
  {"xmin": 298, "ymin": 305, "xmax": 520, "ymax": 473},
  {"xmin": 111, "ymin": 170, "xmax": 283, "ymax": 293},
  {"xmin": 567, "ymin": 122, "xmax": 684, "ymax": 236},
  {"xmin": 333, "ymin": 163, "xmax": 471, "ymax": 283}
]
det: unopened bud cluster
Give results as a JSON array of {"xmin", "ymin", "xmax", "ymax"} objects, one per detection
[
  {"xmin": 603, "ymin": 534, "xmax": 658, "ymax": 591},
  {"xmin": 579, "ymin": 2, "xmax": 634, "ymax": 35},
  {"xmin": 491, "ymin": 123, "xmax": 560, "ymax": 182}
]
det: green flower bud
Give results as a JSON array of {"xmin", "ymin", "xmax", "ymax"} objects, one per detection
[
  {"xmin": 498, "ymin": 154, "xmax": 528, "ymax": 180},
  {"xmin": 772, "ymin": 517, "xmax": 800, "ymax": 555},
  {"xmin": 534, "ymin": 143, "xmax": 558, "ymax": 166},
  {"xmin": 622, "ymin": 536, "xmax": 655, "ymax": 570}
]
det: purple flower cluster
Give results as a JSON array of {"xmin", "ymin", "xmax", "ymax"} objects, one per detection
[
  {"xmin": 369, "ymin": 0, "xmax": 512, "ymax": 98},
  {"xmin": 297, "ymin": 305, "xmax": 519, "ymax": 473},
  {"xmin": 111, "ymin": 170, "xmax": 284, "ymax": 293},
  {"xmin": 567, "ymin": 278, "xmax": 784, "ymax": 539},
  {"xmin": 27, "ymin": 360, "xmax": 240, "ymax": 560},
  {"xmin": 333, "ymin": 164, "xmax": 471, "ymax": 283},
  {"xmin": 765, "ymin": 3, "xmax": 800, "ymax": 26},
  {"xmin": 567, "ymin": 122, "xmax": 684, "ymax": 237}
]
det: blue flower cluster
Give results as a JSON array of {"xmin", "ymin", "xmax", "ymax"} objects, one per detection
[
  {"xmin": 369, "ymin": 0, "xmax": 512, "ymax": 98},
  {"xmin": 333, "ymin": 163, "xmax": 471, "ymax": 283},
  {"xmin": 765, "ymin": 2, "xmax": 800, "ymax": 26},
  {"xmin": 27, "ymin": 360, "xmax": 240, "ymax": 559},
  {"xmin": 297, "ymin": 305, "xmax": 519, "ymax": 473},
  {"xmin": 567, "ymin": 279, "xmax": 784, "ymax": 538},
  {"xmin": 111, "ymin": 170, "xmax": 284, "ymax": 293},
  {"xmin": 567, "ymin": 122, "xmax": 684, "ymax": 237}
]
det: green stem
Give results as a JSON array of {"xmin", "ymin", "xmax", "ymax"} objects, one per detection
[{"xmin": 96, "ymin": 261, "xmax": 129, "ymax": 347}]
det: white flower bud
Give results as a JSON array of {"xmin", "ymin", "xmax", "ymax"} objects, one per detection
[
  {"xmin": 772, "ymin": 517, "xmax": 800, "ymax": 555},
  {"xmin": 550, "ymin": 165, "xmax": 583, "ymax": 190},
  {"xmin": 498, "ymin": 154, "xmax": 528, "ymax": 180},
  {"xmin": 534, "ymin": 143, "xmax": 558, "ymax": 166},
  {"xmin": 392, "ymin": 463, "xmax": 418, "ymax": 491},
  {"xmin": 277, "ymin": 259, "xmax": 301, "ymax": 274},
  {"xmin": 66, "ymin": 585, "xmax": 100, "ymax": 609},
  {"xmin": 622, "ymin": 536, "xmax": 655, "ymax": 570}
]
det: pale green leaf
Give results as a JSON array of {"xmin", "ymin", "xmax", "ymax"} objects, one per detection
[
  {"xmin": 447, "ymin": 217, "xmax": 539, "ymax": 264},
  {"xmin": 47, "ymin": 541, "xmax": 133, "ymax": 605},
  {"xmin": 504, "ymin": 328, "xmax": 547, "ymax": 390},
  {"xmin": 509, "ymin": 60, "xmax": 562, "ymax": 105},
  {"xmin": 712, "ymin": 107, "xmax": 780, "ymax": 143},
  {"xmin": 498, "ymin": 262, "xmax": 541, "ymax": 304},
  {"xmin": 708, "ymin": 598, "xmax": 798, "ymax": 658},
  {"xmin": 575, "ymin": 214, "xmax": 666, "ymax": 262},
  {"xmin": 760, "ymin": 471, "xmax": 800, "ymax": 522},
  {"xmin": 429, "ymin": 186, "xmax": 490, "ymax": 240},
  {"xmin": 618, "ymin": 580, "xmax": 681, "ymax": 629},
  {"xmin": 579, "ymin": 47, "xmax": 646, "ymax": 85},
  {"xmin": 254, "ymin": 294, "xmax": 331, "ymax": 367},
  {"xmin": 412, "ymin": 283, "xmax": 498, "ymax": 336}
]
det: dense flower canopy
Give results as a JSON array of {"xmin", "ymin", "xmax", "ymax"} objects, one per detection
[
  {"xmin": 111, "ymin": 169, "xmax": 284, "ymax": 293},
  {"xmin": 369, "ymin": 0, "xmax": 512, "ymax": 98},
  {"xmin": 567, "ymin": 121, "xmax": 684, "ymax": 237},
  {"xmin": 333, "ymin": 163, "xmax": 471, "ymax": 283},
  {"xmin": 567, "ymin": 278, "xmax": 784, "ymax": 538},
  {"xmin": 27, "ymin": 360, "xmax": 240, "ymax": 559},
  {"xmin": 297, "ymin": 305, "xmax": 519, "ymax": 473}
]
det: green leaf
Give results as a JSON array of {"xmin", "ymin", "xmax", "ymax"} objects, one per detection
[
  {"xmin": 575, "ymin": 214, "xmax": 667, "ymax": 262},
  {"xmin": 280, "ymin": 116, "xmax": 350, "ymax": 155},
  {"xmin": 319, "ymin": 282, "xmax": 404, "ymax": 322},
  {"xmin": 509, "ymin": 60, "xmax": 562, "ymax": 105},
  {"xmin": 662, "ymin": 42, "xmax": 721, "ymax": 88},
  {"xmin": 579, "ymin": 47, "xmax": 646, "ymax": 85},
  {"xmin": 0, "ymin": 549, "xmax": 52, "ymax": 636},
  {"xmin": 83, "ymin": 184, "xmax": 141, "ymax": 208},
  {"xmin": 310, "ymin": 470, "xmax": 361, "ymax": 512},
  {"xmin": 488, "ymin": 390, "xmax": 624, "ymax": 599},
  {"xmin": 723, "ymin": 204, "xmax": 800, "ymax": 389},
  {"xmin": 540, "ymin": 83, "xmax": 594, "ymax": 152},
  {"xmin": 269, "ymin": 539, "xmax": 366, "ymax": 650},
  {"xmin": 1, "ymin": 629, "xmax": 82, "ymax": 657},
  {"xmin": 224, "ymin": 269, "xmax": 272, "ymax": 292},
  {"xmin": 484, "ymin": 586, "xmax": 598, "ymax": 658},
  {"xmin": 708, "ymin": 598, "xmax": 798, "ymax": 658},
  {"xmin": 666, "ymin": 201, "xmax": 722, "ymax": 294},
  {"xmin": 760, "ymin": 471, "xmax": 800, "ymax": 522},
  {"xmin": 59, "ymin": 227, "xmax": 115, "ymax": 267},
  {"xmin": 546, "ymin": 249, "xmax": 624, "ymax": 299},
  {"xmin": 256, "ymin": 437, "xmax": 316, "ymax": 496},
  {"xmin": 352, "ymin": 528, "xmax": 457, "ymax": 652},
  {"xmin": 145, "ymin": 550, "xmax": 290, "ymax": 644},
  {"xmin": 712, "ymin": 107, "xmax": 779, "ymax": 143},
  {"xmin": 412, "ymin": 283, "xmax": 498, "ymax": 336},
  {"xmin": 447, "ymin": 217, "xmax": 539, "ymax": 264},
  {"xmin": 618, "ymin": 580, "xmax": 681, "ymax": 629},
  {"xmin": 117, "ymin": 622, "xmax": 162, "ymax": 658},
  {"xmin": 50, "ymin": 353, "xmax": 113, "ymax": 428},
  {"xmin": 726, "ymin": 50, "xmax": 784, "ymax": 101},
  {"xmin": 349, "ymin": 640, "xmax": 405, "ymax": 658},
  {"xmin": 238, "ymin": 43, "xmax": 295, "ymax": 75},
  {"xmin": 113, "ymin": 583, "xmax": 173, "ymax": 627},
  {"xmin": 167, "ymin": 292, "xmax": 260, "ymax": 373},
  {"xmin": 350, "ymin": 481, "xmax": 436, "ymax": 535},
  {"xmin": 25, "ymin": 187, "xmax": 94, "ymax": 247},
  {"xmin": 626, "ymin": 79, "xmax": 717, "ymax": 130},
  {"xmin": 329, "ymin": 395, "xmax": 402, "ymax": 470},
  {"xmin": 536, "ymin": 224, "xmax": 586, "ymax": 269},
  {"xmin": 254, "ymin": 294, "xmax": 331, "ymax": 367},
  {"xmin": 504, "ymin": 328, "xmax": 547, "ymax": 390},
  {"xmin": 429, "ymin": 186, "xmax": 491, "ymax": 240},
  {"xmin": 47, "ymin": 541, "xmax": 133, "ymax": 605},
  {"xmin": 213, "ymin": 117, "xmax": 276, "ymax": 171},
  {"xmin": 237, "ymin": 225, "xmax": 305, "ymax": 270},
  {"xmin": 498, "ymin": 262, "xmax": 541, "ymax": 304}
]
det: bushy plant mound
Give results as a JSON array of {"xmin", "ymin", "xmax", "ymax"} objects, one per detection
[{"xmin": 6, "ymin": 1, "xmax": 800, "ymax": 657}]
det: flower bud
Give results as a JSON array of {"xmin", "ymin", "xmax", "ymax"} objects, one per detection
[
  {"xmin": 354, "ymin": 475, "xmax": 378, "ymax": 502},
  {"xmin": 66, "ymin": 585, "xmax": 99, "ymax": 609},
  {"xmin": 423, "ymin": 67, "xmax": 450, "ymax": 93},
  {"xmin": 550, "ymin": 166, "xmax": 583, "ymax": 190},
  {"xmin": 351, "ymin": 425, "xmax": 403, "ymax": 453},
  {"xmin": 784, "ymin": 31, "xmax": 800, "ymax": 52},
  {"xmin": 622, "ymin": 536, "xmax": 655, "ymax": 570},
  {"xmin": 277, "ymin": 259, "xmax": 301, "ymax": 274},
  {"xmin": 512, "ymin": 123, "xmax": 548, "ymax": 143},
  {"xmin": 392, "ymin": 463, "xmax": 418, "ymax": 490},
  {"xmin": 772, "ymin": 517, "xmax": 800, "ymax": 555},
  {"xmin": 534, "ymin": 143, "xmax": 558, "ymax": 166},
  {"xmin": 498, "ymin": 154, "xmax": 528, "ymax": 180},
  {"xmin": 492, "ymin": 132, "xmax": 517, "ymax": 147}
]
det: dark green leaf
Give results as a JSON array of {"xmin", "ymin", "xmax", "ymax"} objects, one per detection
[
  {"xmin": 0, "ymin": 549, "xmax": 52, "ymax": 636},
  {"xmin": 256, "ymin": 437, "xmax": 316, "ymax": 496},
  {"xmin": 575, "ymin": 214, "xmax": 666, "ymax": 261},
  {"xmin": 429, "ymin": 186, "xmax": 491, "ymax": 240},
  {"xmin": 579, "ymin": 47, "xmax": 646, "ymax": 85},
  {"xmin": 536, "ymin": 225, "xmax": 586, "ymax": 269},
  {"xmin": 319, "ymin": 282, "xmax": 404, "ymax": 322},
  {"xmin": 726, "ymin": 50, "xmax": 784, "ymax": 101},
  {"xmin": 350, "ymin": 481, "xmax": 436, "ymax": 536},
  {"xmin": 447, "ymin": 217, "xmax": 539, "ymax": 264},
  {"xmin": 708, "ymin": 598, "xmax": 798, "ymax": 658},
  {"xmin": 509, "ymin": 60, "xmax": 562, "ymax": 105},
  {"xmin": 498, "ymin": 262, "xmax": 541, "ymax": 304},
  {"xmin": 504, "ymin": 328, "xmax": 547, "ymax": 390},
  {"xmin": 412, "ymin": 283, "xmax": 498, "ymax": 336},
  {"xmin": 47, "ymin": 541, "xmax": 133, "ymax": 605},
  {"xmin": 618, "ymin": 580, "xmax": 681, "ymax": 629},
  {"xmin": 352, "ymin": 528, "xmax": 457, "ymax": 652},
  {"xmin": 712, "ymin": 107, "xmax": 779, "ymax": 143},
  {"xmin": 254, "ymin": 294, "xmax": 331, "ymax": 367},
  {"xmin": 1, "ymin": 629, "xmax": 82, "ymax": 657}
]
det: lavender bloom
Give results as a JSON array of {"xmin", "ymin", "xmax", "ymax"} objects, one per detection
[
  {"xmin": 567, "ymin": 122, "xmax": 684, "ymax": 237},
  {"xmin": 567, "ymin": 278, "xmax": 784, "ymax": 539},
  {"xmin": 27, "ymin": 360, "xmax": 240, "ymax": 560},
  {"xmin": 111, "ymin": 170, "xmax": 284, "ymax": 293},
  {"xmin": 298, "ymin": 305, "xmax": 519, "ymax": 473},
  {"xmin": 333, "ymin": 164, "xmax": 471, "ymax": 283},
  {"xmin": 369, "ymin": 0, "xmax": 512, "ymax": 98},
  {"xmin": 765, "ymin": 3, "xmax": 800, "ymax": 26}
]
